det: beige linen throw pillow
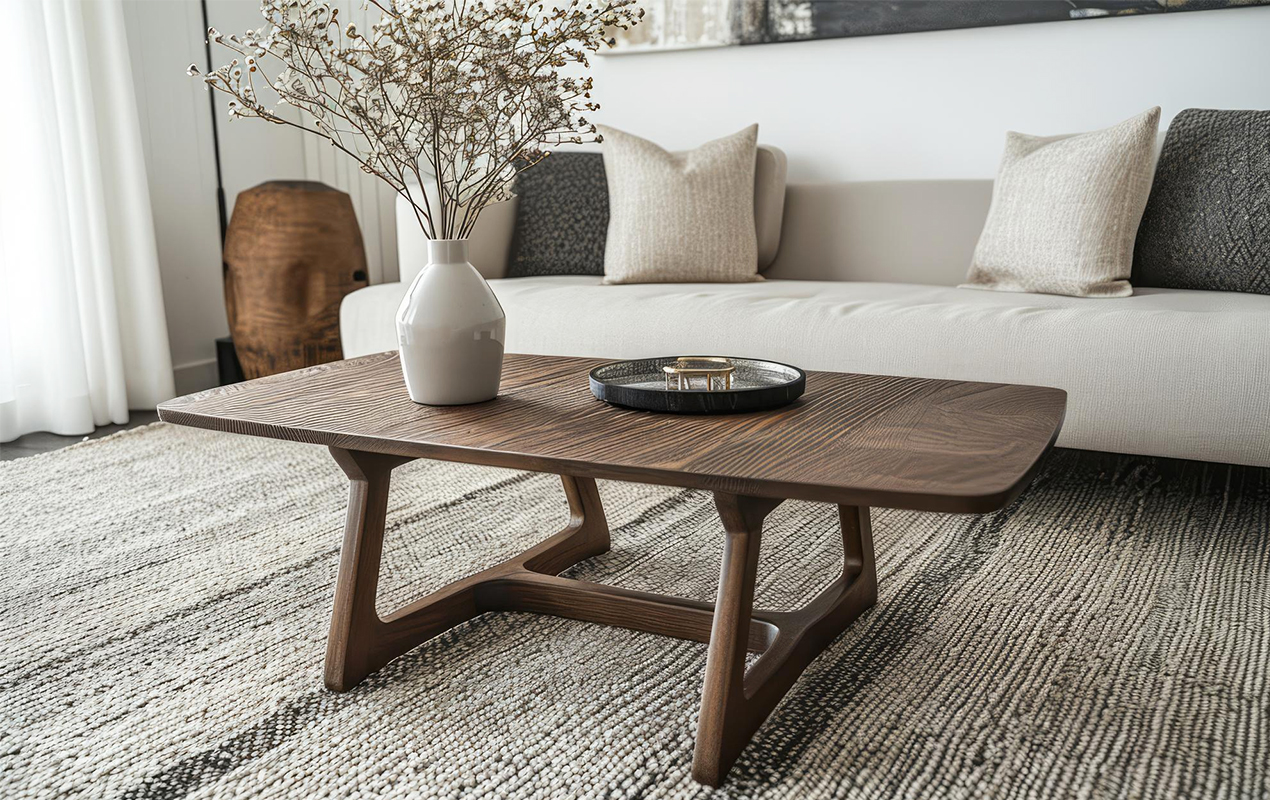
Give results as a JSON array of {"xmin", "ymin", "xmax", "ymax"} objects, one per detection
[
  {"xmin": 600, "ymin": 124, "xmax": 760, "ymax": 284},
  {"xmin": 961, "ymin": 107, "xmax": 1161, "ymax": 298}
]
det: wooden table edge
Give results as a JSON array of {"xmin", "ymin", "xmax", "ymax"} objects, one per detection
[{"xmin": 155, "ymin": 401, "xmax": 1065, "ymax": 515}]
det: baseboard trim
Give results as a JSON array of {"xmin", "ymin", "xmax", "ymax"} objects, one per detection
[{"xmin": 173, "ymin": 358, "xmax": 218, "ymax": 396}]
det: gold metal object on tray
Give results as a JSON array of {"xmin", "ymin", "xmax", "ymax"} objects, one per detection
[{"xmin": 663, "ymin": 357, "xmax": 735, "ymax": 391}]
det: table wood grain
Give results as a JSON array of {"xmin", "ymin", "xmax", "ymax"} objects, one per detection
[{"xmin": 158, "ymin": 352, "xmax": 1065, "ymax": 513}]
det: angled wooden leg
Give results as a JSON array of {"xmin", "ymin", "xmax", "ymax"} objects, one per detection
[
  {"xmin": 692, "ymin": 497, "xmax": 878, "ymax": 786},
  {"xmin": 518, "ymin": 475, "xmax": 611, "ymax": 575},
  {"xmin": 325, "ymin": 447, "xmax": 416, "ymax": 691},
  {"xmin": 323, "ymin": 449, "xmax": 876, "ymax": 786},
  {"xmin": 693, "ymin": 493, "xmax": 782, "ymax": 784},
  {"xmin": 324, "ymin": 447, "xmax": 611, "ymax": 692}
]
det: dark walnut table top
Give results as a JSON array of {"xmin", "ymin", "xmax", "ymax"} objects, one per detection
[{"xmin": 158, "ymin": 353, "xmax": 1065, "ymax": 513}]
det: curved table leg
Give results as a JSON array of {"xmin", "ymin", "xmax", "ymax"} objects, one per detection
[
  {"xmin": 692, "ymin": 496, "xmax": 878, "ymax": 786},
  {"xmin": 323, "ymin": 447, "xmax": 610, "ymax": 692},
  {"xmin": 322, "ymin": 449, "xmax": 878, "ymax": 788}
]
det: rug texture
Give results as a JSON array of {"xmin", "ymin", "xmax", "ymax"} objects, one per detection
[{"xmin": 1, "ymin": 424, "xmax": 1267, "ymax": 799}]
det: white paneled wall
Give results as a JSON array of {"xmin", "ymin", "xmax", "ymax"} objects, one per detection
[
  {"xmin": 296, "ymin": 1, "xmax": 400, "ymax": 285},
  {"xmin": 209, "ymin": 0, "xmax": 399, "ymax": 285},
  {"xmin": 300, "ymin": 133, "xmax": 401, "ymax": 286},
  {"xmin": 123, "ymin": 0, "xmax": 399, "ymax": 394}
]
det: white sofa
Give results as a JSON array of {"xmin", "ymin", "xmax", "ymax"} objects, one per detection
[{"xmin": 341, "ymin": 166, "xmax": 1270, "ymax": 469}]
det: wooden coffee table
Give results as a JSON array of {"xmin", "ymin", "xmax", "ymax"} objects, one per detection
[{"xmin": 158, "ymin": 352, "xmax": 1065, "ymax": 785}]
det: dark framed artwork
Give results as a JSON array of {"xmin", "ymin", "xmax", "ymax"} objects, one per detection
[{"xmin": 608, "ymin": 1, "xmax": 1269, "ymax": 54}]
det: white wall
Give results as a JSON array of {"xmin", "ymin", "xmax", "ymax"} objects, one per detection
[
  {"xmin": 123, "ymin": 0, "xmax": 226, "ymax": 394},
  {"xmin": 123, "ymin": 0, "xmax": 398, "ymax": 394},
  {"xmin": 588, "ymin": 7, "xmax": 1270, "ymax": 182},
  {"xmin": 125, "ymin": 1, "xmax": 1269, "ymax": 393}
]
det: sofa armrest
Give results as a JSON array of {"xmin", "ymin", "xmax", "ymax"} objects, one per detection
[{"xmin": 755, "ymin": 145, "xmax": 787, "ymax": 271}]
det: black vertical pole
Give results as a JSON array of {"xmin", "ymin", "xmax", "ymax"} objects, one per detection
[
  {"xmin": 200, "ymin": 0, "xmax": 243, "ymax": 384},
  {"xmin": 200, "ymin": 0, "xmax": 229, "ymax": 251}
]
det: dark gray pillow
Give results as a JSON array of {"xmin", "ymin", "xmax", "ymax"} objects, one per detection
[
  {"xmin": 506, "ymin": 153, "xmax": 608, "ymax": 278},
  {"xmin": 1133, "ymin": 109, "xmax": 1270, "ymax": 295}
]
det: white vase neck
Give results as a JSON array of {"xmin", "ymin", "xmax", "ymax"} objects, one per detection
[{"xmin": 427, "ymin": 239, "xmax": 469, "ymax": 265}]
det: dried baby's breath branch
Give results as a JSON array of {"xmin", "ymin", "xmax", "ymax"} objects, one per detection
[{"xmin": 191, "ymin": 0, "xmax": 643, "ymax": 241}]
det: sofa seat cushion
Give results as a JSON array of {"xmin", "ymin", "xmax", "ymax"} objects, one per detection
[{"xmin": 340, "ymin": 277, "xmax": 1270, "ymax": 467}]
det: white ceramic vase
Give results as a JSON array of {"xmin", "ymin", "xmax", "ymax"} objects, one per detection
[{"xmin": 395, "ymin": 239, "xmax": 505, "ymax": 405}]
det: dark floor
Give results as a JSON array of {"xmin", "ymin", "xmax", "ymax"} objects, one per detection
[{"xmin": 0, "ymin": 411, "xmax": 161, "ymax": 461}]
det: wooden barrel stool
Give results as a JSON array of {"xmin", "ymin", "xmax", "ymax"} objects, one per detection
[{"xmin": 223, "ymin": 181, "xmax": 369, "ymax": 379}]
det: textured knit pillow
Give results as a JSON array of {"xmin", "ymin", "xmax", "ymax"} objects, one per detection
[
  {"xmin": 961, "ymin": 107, "xmax": 1161, "ymax": 298},
  {"xmin": 599, "ymin": 124, "xmax": 760, "ymax": 284},
  {"xmin": 1133, "ymin": 109, "xmax": 1270, "ymax": 295},
  {"xmin": 507, "ymin": 153, "xmax": 608, "ymax": 278}
]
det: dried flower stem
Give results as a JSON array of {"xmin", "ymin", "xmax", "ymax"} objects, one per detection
[{"xmin": 192, "ymin": 0, "xmax": 643, "ymax": 241}]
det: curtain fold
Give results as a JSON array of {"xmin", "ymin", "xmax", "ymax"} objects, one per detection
[{"xmin": 0, "ymin": 0, "xmax": 174, "ymax": 443}]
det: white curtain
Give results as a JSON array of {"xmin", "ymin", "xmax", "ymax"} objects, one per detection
[{"xmin": 0, "ymin": 0, "xmax": 174, "ymax": 443}]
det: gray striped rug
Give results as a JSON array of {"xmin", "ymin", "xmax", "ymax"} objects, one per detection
[{"xmin": 1, "ymin": 423, "xmax": 1266, "ymax": 799}]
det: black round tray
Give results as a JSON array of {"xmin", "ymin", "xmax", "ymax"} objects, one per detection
[{"xmin": 588, "ymin": 356, "xmax": 805, "ymax": 414}]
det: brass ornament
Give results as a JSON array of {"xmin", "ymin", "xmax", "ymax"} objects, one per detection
[{"xmin": 663, "ymin": 357, "xmax": 735, "ymax": 391}]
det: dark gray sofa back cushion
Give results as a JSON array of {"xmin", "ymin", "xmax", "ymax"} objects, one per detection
[
  {"xmin": 506, "ymin": 153, "xmax": 608, "ymax": 278},
  {"xmin": 1133, "ymin": 108, "xmax": 1269, "ymax": 295}
]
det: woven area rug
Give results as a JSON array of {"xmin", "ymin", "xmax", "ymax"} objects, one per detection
[{"xmin": 1, "ymin": 424, "xmax": 1267, "ymax": 799}]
